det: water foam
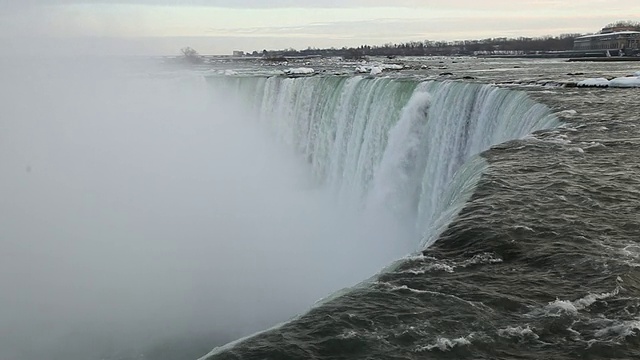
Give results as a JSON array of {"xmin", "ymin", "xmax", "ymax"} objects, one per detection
[
  {"xmin": 595, "ymin": 319, "xmax": 640, "ymax": 339},
  {"xmin": 498, "ymin": 325, "xmax": 540, "ymax": 340},
  {"xmin": 539, "ymin": 287, "xmax": 621, "ymax": 317},
  {"xmin": 416, "ymin": 335, "xmax": 474, "ymax": 352}
]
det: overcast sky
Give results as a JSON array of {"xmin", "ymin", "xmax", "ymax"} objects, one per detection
[{"xmin": 1, "ymin": 1, "xmax": 638, "ymax": 56}]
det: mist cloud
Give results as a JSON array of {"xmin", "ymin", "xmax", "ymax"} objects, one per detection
[{"xmin": 0, "ymin": 56, "xmax": 412, "ymax": 359}]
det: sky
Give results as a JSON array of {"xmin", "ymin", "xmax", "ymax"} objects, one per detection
[{"xmin": 0, "ymin": 1, "xmax": 638, "ymax": 55}]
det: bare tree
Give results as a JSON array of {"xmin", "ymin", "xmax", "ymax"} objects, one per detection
[
  {"xmin": 603, "ymin": 21, "xmax": 640, "ymax": 31},
  {"xmin": 180, "ymin": 47, "xmax": 203, "ymax": 64}
]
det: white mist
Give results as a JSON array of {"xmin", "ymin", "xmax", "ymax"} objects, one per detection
[{"xmin": 0, "ymin": 58, "xmax": 410, "ymax": 360}]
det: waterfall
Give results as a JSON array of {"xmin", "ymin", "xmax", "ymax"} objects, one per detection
[{"xmin": 208, "ymin": 75, "xmax": 558, "ymax": 249}]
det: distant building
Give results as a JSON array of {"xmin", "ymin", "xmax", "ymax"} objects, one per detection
[
  {"xmin": 574, "ymin": 24, "xmax": 640, "ymax": 53},
  {"xmin": 232, "ymin": 50, "xmax": 245, "ymax": 57},
  {"xmin": 574, "ymin": 32, "xmax": 640, "ymax": 51}
]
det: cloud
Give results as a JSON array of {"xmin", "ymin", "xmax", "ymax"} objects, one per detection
[
  {"xmin": 3, "ymin": 0, "xmax": 420, "ymax": 8},
  {"xmin": 1, "ymin": 0, "xmax": 616, "ymax": 9},
  {"xmin": 1, "ymin": 0, "xmax": 638, "ymax": 55}
]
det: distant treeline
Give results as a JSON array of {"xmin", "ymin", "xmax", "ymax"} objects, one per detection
[{"xmin": 251, "ymin": 34, "xmax": 582, "ymax": 58}]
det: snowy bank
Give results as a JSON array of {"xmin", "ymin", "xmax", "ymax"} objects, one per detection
[
  {"xmin": 355, "ymin": 63, "xmax": 404, "ymax": 75},
  {"xmin": 577, "ymin": 74, "xmax": 640, "ymax": 88},
  {"xmin": 610, "ymin": 76, "xmax": 640, "ymax": 88},
  {"xmin": 284, "ymin": 67, "xmax": 315, "ymax": 76},
  {"xmin": 577, "ymin": 78, "xmax": 610, "ymax": 87}
]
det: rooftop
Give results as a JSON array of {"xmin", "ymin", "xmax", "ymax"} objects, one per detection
[{"xmin": 575, "ymin": 31, "xmax": 640, "ymax": 40}]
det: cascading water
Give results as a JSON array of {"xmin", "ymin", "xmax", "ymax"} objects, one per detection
[
  {"xmin": 209, "ymin": 75, "xmax": 559, "ymax": 251},
  {"xmin": 199, "ymin": 74, "xmax": 560, "ymax": 360},
  {"xmin": 200, "ymin": 67, "xmax": 640, "ymax": 360}
]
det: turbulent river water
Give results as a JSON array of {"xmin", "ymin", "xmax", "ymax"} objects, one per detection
[{"xmin": 197, "ymin": 58, "xmax": 640, "ymax": 360}]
